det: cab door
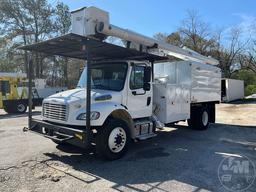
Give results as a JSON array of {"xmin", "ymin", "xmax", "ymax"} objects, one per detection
[{"xmin": 126, "ymin": 64, "xmax": 152, "ymax": 118}]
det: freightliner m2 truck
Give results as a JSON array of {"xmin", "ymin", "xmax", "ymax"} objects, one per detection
[{"xmin": 21, "ymin": 7, "xmax": 221, "ymax": 160}]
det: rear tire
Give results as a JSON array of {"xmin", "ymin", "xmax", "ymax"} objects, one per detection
[
  {"xmin": 3, "ymin": 101, "xmax": 27, "ymax": 114},
  {"xmin": 188, "ymin": 106, "xmax": 209, "ymax": 130},
  {"xmin": 96, "ymin": 119, "xmax": 130, "ymax": 160}
]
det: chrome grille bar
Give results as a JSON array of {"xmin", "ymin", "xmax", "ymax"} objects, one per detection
[{"xmin": 43, "ymin": 103, "xmax": 68, "ymax": 121}]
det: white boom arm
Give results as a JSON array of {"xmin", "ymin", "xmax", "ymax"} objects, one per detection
[{"xmin": 71, "ymin": 7, "xmax": 219, "ymax": 65}]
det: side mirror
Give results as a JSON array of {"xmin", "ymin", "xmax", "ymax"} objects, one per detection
[
  {"xmin": 143, "ymin": 67, "xmax": 151, "ymax": 91},
  {"xmin": 144, "ymin": 66, "xmax": 151, "ymax": 83},
  {"xmin": 143, "ymin": 82, "xmax": 150, "ymax": 91}
]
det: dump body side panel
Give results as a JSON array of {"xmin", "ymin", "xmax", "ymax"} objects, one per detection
[
  {"xmin": 153, "ymin": 61, "xmax": 221, "ymax": 124},
  {"xmin": 153, "ymin": 61, "xmax": 191, "ymax": 124},
  {"xmin": 191, "ymin": 62, "xmax": 221, "ymax": 103}
]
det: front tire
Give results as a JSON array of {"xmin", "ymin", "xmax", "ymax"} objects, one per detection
[{"xmin": 96, "ymin": 119, "xmax": 130, "ymax": 160}]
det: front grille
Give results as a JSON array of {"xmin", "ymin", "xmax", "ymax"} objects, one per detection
[{"xmin": 43, "ymin": 103, "xmax": 68, "ymax": 121}]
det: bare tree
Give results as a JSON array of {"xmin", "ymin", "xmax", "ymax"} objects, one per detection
[
  {"xmin": 23, "ymin": 0, "xmax": 54, "ymax": 78},
  {"xmin": 179, "ymin": 10, "xmax": 215, "ymax": 54},
  {"xmin": 0, "ymin": 0, "xmax": 32, "ymax": 74},
  {"xmin": 220, "ymin": 28, "xmax": 248, "ymax": 77},
  {"xmin": 166, "ymin": 32, "xmax": 183, "ymax": 47},
  {"xmin": 153, "ymin": 32, "xmax": 168, "ymax": 42},
  {"xmin": 0, "ymin": 0, "xmax": 54, "ymax": 77},
  {"xmin": 239, "ymin": 40, "xmax": 256, "ymax": 73},
  {"xmin": 54, "ymin": 2, "xmax": 71, "ymax": 87}
]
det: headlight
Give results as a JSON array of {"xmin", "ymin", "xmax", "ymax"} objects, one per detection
[{"xmin": 76, "ymin": 111, "xmax": 100, "ymax": 120}]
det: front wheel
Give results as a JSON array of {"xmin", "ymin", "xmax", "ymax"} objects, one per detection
[{"xmin": 96, "ymin": 119, "xmax": 130, "ymax": 160}]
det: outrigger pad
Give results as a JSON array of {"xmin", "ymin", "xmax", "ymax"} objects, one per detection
[{"xmin": 18, "ymin": 33, "xmax": 168, "ymax": 61}]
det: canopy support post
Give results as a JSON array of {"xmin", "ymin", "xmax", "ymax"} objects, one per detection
[
  {"xmin": 28, "ymin": 55, "xmax": 33, "ymax": 128},
  {"xmin": 151, "ymin": 60, "xmax": 154, "ymax": 81},
  {"xmin": 85, "ymin": 39, "xmax": 92, "ymax": 146}
]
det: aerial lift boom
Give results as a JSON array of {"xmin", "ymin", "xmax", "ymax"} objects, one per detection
[{"xmin": 71, "ymin": 6, "xmax": 219, "ymax": 65}]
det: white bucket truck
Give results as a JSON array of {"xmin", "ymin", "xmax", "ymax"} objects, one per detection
[{"xmin": 21, "ymin": 7, "xmax": 221, "ymax": 160}]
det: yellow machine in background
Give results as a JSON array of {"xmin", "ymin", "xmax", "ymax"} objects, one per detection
[
  {"xmin": 0, "ymin": 73, "xmax": 27, "ymax": 103},
  {"xmin": 0, "ymin": 73, "xmax": 42, "ymax": 114}
]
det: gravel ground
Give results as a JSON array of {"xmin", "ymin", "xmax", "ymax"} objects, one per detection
[{"xmin": 0, "ymin": 102, "xmax": 256, "ymax": 192}]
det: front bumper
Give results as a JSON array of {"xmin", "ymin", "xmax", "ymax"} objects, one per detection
[{"xmin": 24, "ymin": 119, "xmax": 89, "ymax": 148}]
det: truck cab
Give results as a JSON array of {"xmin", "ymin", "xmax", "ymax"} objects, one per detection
[
  {"xmin": 43, "ymin": 60, "xmax": 153, "ymax": 126},
  {"xmin": 41, "ymin": 60, "xmax": 156, "ymax": 159}
]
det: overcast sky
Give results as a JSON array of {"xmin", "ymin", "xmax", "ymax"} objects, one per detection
[{"xmin": 51, "ymin": 0, "xmax": 256, "ymax": 38}]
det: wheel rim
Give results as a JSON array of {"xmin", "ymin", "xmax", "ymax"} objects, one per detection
[
  {"xmin": 108, "ymin": 127, "xmax": 127, "ymax": 153},
  {"xmin": 202, "ymin": 111, "xmax": 209, "ymax": 126},
  {"xmin": 17, "ymin": 104, "xmax": 25, "ymax": 112}
]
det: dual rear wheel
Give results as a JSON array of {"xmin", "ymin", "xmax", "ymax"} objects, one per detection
[{"xmin": 188, "ymin": 105, "xmax": 212, "ymax": 130}]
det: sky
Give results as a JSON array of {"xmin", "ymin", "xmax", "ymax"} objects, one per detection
[{"xmin": 50, "ymin": 0, "xmax": 256, "ymax": 38}]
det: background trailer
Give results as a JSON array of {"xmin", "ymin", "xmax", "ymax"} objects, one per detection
[{"xmin": 221, "ymin": 78, "xmax": 244, "ymax": 102}]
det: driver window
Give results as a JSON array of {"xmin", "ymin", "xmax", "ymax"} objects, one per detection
[{"xmin": 130, "ymin": 65, "xmax": 144, "ymax": 90}]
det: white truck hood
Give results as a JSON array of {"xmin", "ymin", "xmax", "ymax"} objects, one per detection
[
  {"xmin": 42, "ymin": 88, "xmax": 123, "ymax": 126},
  {"xmin": 44, "ymin": 88, "xmax": 122, "ymax": 104}
]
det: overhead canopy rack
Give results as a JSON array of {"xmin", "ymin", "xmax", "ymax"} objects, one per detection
[
  {"xmin": 19, "ymin": 33, "xmax": 168, "ymax": 147},
  {"xmin": 19, "ymin": 33, "xmax": 168, "ymax": 62}
]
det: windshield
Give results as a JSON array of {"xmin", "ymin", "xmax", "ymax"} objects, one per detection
[{"xmin": 77, "ymin": 62, "xmax": 128, "ymax": 91}]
